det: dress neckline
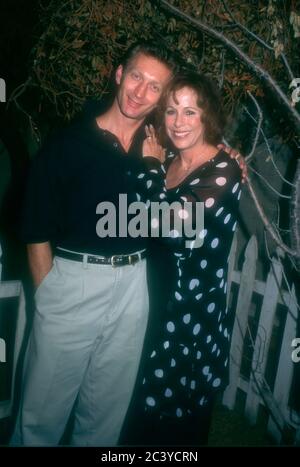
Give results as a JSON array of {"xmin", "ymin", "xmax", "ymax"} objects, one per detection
[{"xmin": 166, "ymin": 149, "xmax": 224, "ymax": 191}]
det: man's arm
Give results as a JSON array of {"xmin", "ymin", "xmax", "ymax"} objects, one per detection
[{"xmin": 27, "ymin": 242, "xmax": 53, "ymax": 289}]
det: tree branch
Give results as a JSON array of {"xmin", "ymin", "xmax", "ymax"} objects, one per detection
[{"xmin": 159, "ymin": 0, "xmax": 300, "ymax": 131}]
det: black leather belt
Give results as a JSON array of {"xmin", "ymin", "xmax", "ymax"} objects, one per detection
[{"xmin": 55, "ymin": 248, "xmax": 147, "ymax": 267}]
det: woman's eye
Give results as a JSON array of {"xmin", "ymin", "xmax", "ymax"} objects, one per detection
[
  {"xmin": 131, "ymin": 72, "xmax": 140, "ymax": 80},
  {"xmin": 165, "ymin": 109, "xmax": 175, "ymax": 115},
  {"xmin": 186, "ymin": 110, "xmax": 196, "ymax": 115}
]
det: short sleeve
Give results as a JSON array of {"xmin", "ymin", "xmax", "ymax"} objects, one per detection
[{"xmin": 22, "ymin": 138, "xmax": 62, "ymax": 243}]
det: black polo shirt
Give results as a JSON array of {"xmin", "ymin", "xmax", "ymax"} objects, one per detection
[{"xmin": 22, "ymin": 114, "xmax": 149, "ymax": 256}]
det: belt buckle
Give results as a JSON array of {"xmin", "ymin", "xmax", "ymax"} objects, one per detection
[{"xmin": 111, "ymin": 255, "xmax": 118, "ymax": 267}]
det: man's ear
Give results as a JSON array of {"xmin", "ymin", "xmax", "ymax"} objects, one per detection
[{"xmin": 115, "ymin": 65, "xmax": 123, "ymax": 85}]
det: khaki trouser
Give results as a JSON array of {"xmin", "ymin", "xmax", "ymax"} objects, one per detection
[{"xmin": 11, "ymin": 255, "xmax": 149, "ymax": 446}]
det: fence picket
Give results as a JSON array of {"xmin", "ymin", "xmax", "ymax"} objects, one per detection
[
  {"xmin": 267, "ymin": 284, "xmax": 299, "ymax": 442},
  {"xmin": 223, "ymin": 235, "xmax": 258, "ymax": 409},
  {"xmin": 244, "ymin": 249, "xmax": 283, "ymax": 425}
]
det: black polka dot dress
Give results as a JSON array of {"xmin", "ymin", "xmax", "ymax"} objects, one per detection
[{"xmin": 132, "ymin": 149, "xmax": 242, "ymax": 439}]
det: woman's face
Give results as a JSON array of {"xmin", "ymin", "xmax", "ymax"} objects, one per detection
[{"xmin": 164, "ymin": 86, "xmax": 205, "ymax": 151}]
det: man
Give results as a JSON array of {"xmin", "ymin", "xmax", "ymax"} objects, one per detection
[{"xmin": 10, "ymin": 41, "xmax": 177, "ymax": 446}]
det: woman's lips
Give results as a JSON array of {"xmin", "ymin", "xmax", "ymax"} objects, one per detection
[{"xmin": 171, "ymin": 130, "xmax": 190, "ymax": 138}]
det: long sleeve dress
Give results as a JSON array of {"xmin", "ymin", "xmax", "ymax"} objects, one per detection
[{"xmin": 123, "ymin": 148, "xmax": 242, "ymax": 445}]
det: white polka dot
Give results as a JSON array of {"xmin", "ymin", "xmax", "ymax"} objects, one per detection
[
  {"xmin": 160, "ymin": 193, "xmax": 166, "ymax": 199},
  {"xmin": 200, "ymin": 260, "xmax": 207, "ymax": 269},
  {"xmin": 207, "ymin": 303, "xmax": 215, "ymax": 313},
  {"xmin": 224, "ymin": 283, "xmax": 227, "ymax": 293},
  {"xmin": 199, "ymin": 396, "xmax": 206, "ymax": 406},
  {"xmin": 189, "ymin": 278, "xmax": 199, "ymax": 290},
  {"xmin": 232, "ymin": 221, "xmax": 237, "ymax": 232},
  {"xmin": 146, "ymin": 396, "xmax": 155, "ymax": 407},
  {"xmin": 146, "ymin": 180, "xmax": 153, "ymax": 189},
  {"xmin": 195, "ymin": 293, "xmax": 203, "ymax": 300},
  {"xmin": 202, "ymin": 366, "xmax": 210, "ymax": 375},
  {"xmin": 224, "ymin": 214, "xmax": 231, "ymax": 224},
  {"xmin": 193, "ymin": 323, "xmax": 201, "ymax": 335},
  {"xmin": 213, "ymin": 378, "xmax": 221, "ymax": 388},
  {"xmin": 205, "ymin": 197, "xmax": 215, "ymax": 208},
  {"xmin": 151, "ymin": 218, "xmax": 159, "ymax": 229},
  {"xmin": 165, "ymin": 388, "xmax": 173, "ymax": 397},
  {"xmin": 150, "ymin": 351, "xmax": 156, "ymax": 358},
  {"xmin": 191, "ymin": 380, "xmax": 196, "ymax": 390},
  {"xmin": 178, "ymin": 209, "xmax": 189, "ymax": 220},
  {"xmin": 171, "ymin": 358, "xmax": 176, "ymax": 367},
  {"xmin": 196, "ymin": 351, "xmax": 202, "ymax": 359},
  {"xmin": 180, "ymin": 377, "xmax": 187, "ymax": 386},
  {"xmin": 237, "ymin": 190, "xmax": 242, "ymax": 200},
  {"xmin": 146, "ymin": 199, "xmax": 150, "ymax": 209},
  {"xmin": 170, "ymin": 229, "xmax": 180, "ymax": 238},
  {"xmin": 216, "ymin": 268, "xmax": 224, "ymax": 278},
  {"xmin": 224, "ymin": 328, "xmax": 228, "ymax": 338},
  {"xmin": 219, "ymin": 324, "xmax": 223, "ymax": 332},
  {"xmin": 207, "ymin": 373, "xmax": 212, "ymax": 382},
  {"xmin": 216, "ymin": 177, "xmax": 227, "ymax": 186},
  {"xmin": 175, "ymin": 291, "xmax": 182, "ymax": 301},
  {"xmin": 199, "ymin": 229, "xmax": 208, "ymax": 239},
  {"xmin": 176, "ymin": 408, "xmax": 183, "ymax": 417},
  {"xmin": 180, "ymin": 196, "xmax": 188, "ymax": 202},
  {"xmin": 212, "ymin": 344, "xmax": 217, "ymax": 353},
  {"xmin": 217, "ymin": 349, "xmax": 221, "ymax": 356},
  {"xmin": 167, "ymin": 321, "xmax": 175, "ymax": 332},
  {"xmin": 216, "ymin": 162, "xmax": 228, "ymax": 168},
  {"xmin": 219, "ymin": 279, "xmax": 224, "ymax": 288},
  {"xmin": 154, "ymin": 369, "xmax": 164, "ymax": 378},
  {"xmin": 232, "ymin": 182, "xmax": 239, "ymax": 193},
  {"xmin": 138, "ymin": 173, "xmax": 145, "ymax": 179},
  {"xmin": 178, "ymin": 268, "xmax": 182, "ymax": 277},
  {"xmin": 216, "ymin": 207, "xmax": 224, "ymax": 217},
  {"xmin": 190, "ymin": 178, "xmax": 200, "ymax": 185},
  {"xmin": 224, "ymin": 358, "xmax": 228, "ymax": 367},
  {"xmin": 209, "ymin": 287, "xmax": 216, "ymax": 292},
  {"xmin": 163, "ymin": 341, "xmax": 169, "ymax": 349},
  {"xmin": 211, "ymin": 238, "xmax": 219, "ymax": 249},
  {"xmin": 150, "ymin": 169, "xmax": 158, "ymax": 174},
  {"xmin": 136, "ymin": 193, "xmax": 141, "ymax": 201},
  {"xmin": 183, "ymin": 313, "xmax": 191, "ymax": 324},
  {"xmin": 206, "ymin": 335, "xmax": 212, "ymax": 343},
  {"xmin": 183, "ymin": 346, "xmax": 189, "ymax": 355}
]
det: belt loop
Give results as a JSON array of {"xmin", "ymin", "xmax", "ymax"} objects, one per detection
[{"xmin": 83, "ymin": 253, "xmax": 88, "ymax": 269}]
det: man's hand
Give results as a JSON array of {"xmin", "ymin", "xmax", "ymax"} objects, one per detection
[
  {"xmin": 143, "ymin": 124, "xmax": 166, "ymax": 163},
  {"xmin": 27, "ymin": 242, "xmax": 53, "ymax": 289},
  {"xmin": 217, "ymin": 143, "xmax": 248, "ymax": 183}
]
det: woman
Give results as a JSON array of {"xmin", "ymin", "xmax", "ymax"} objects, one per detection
[{"xmin": 122, "ymin": 71, "xmax": 242, "ymax": 446}]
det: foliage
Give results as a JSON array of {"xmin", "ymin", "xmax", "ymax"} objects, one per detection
[{"xmin": 14, "ymin": 0, "xmax": 299, "ymax": 125}]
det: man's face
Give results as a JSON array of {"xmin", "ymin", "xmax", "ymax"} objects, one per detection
[{"xmin": 115, "ymin": 53, "xmax": 172, "ymax": 121}]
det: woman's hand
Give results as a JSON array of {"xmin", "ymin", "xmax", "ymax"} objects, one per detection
[{"xmin": 143, "ymin": 124, "xmax": 166, "ymax": 164}]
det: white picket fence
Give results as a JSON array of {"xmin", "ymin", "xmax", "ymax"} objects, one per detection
[
  {"xmin": 223, "ymin": 234, "xmax": 300, "ymax": 445},
  {"xmin": 0, "ymin": 243, "xmax": 26, "ymax": 419}
]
